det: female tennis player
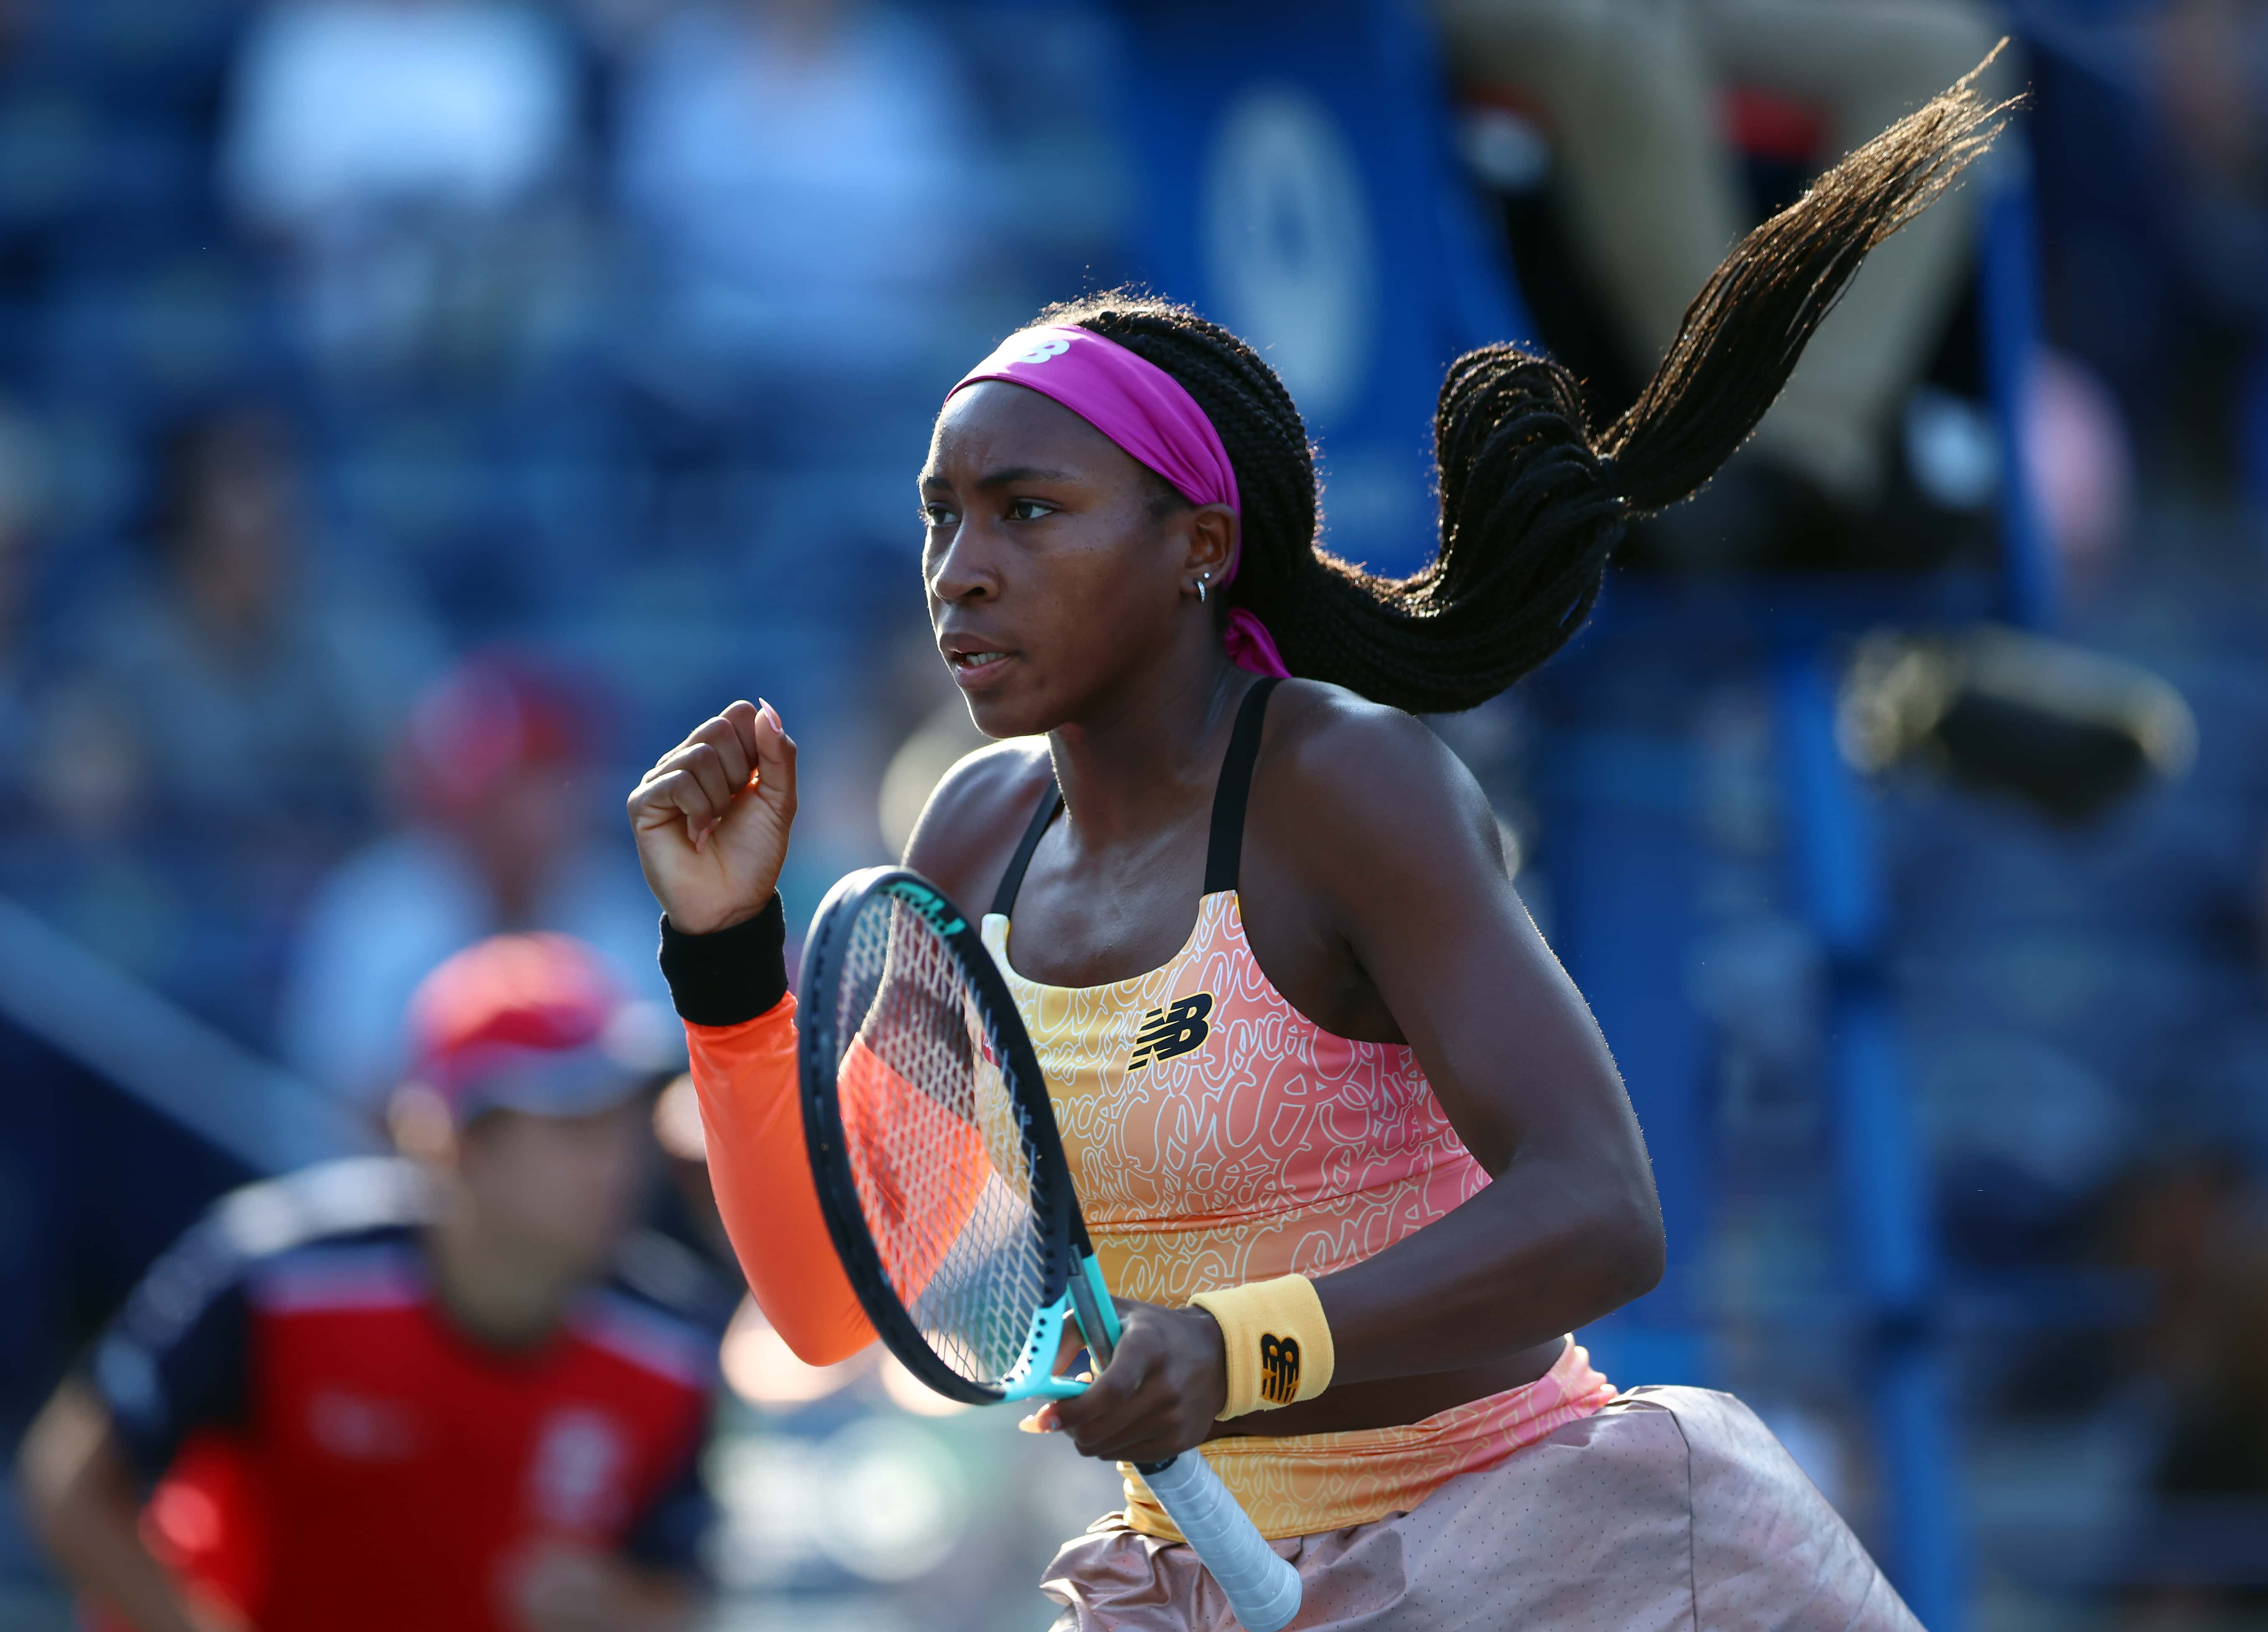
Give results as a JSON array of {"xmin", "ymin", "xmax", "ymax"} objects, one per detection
[{"xmin": 630, "ymin": 63, "xmax": 2005, "ymax": 1630}]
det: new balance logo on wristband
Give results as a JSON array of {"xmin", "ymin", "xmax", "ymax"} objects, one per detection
[
  {"xmin": 1259, "ymin": 1333, "xmax": 1301, "ymax": 1405},
  {"xmin": 1128, "ymin": 993, "xmax": 1214, "ymax": 1070}
]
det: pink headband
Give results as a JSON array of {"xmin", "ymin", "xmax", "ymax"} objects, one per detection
[{"xmin": 947, "ymin": 325, "xmax": 1289, "ymax": 678}]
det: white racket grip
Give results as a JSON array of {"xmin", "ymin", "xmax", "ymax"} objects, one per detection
[{"xmin": 1136, "ymin": 1454, "xmax": 1302, "ymax": 1632}]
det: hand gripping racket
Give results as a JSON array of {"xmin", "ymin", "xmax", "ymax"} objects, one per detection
[{"xmin": 797, "ymin": 867, "xmax": 1303, "ymax": 1632}]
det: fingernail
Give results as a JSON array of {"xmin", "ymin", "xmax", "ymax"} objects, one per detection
[
  {"xmin": 758, "ymin": 698, "xmax": 782, "ymax": 730},
  {"xmin": 1017, "ymin": 1413, "xmax": 1046, "ymax": 1434}
]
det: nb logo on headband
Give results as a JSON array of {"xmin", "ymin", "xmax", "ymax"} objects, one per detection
[{"xmin": 1011, "ymin": 336, "xmax": 1071, "ymax": 366}]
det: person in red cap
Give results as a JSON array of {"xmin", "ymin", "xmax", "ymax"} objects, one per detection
[
  {"xmin": 279, "ymin": 653, "xmax": 670, "ymax": 1112},
  {"xmin": 15, "ymin": 933, "xmax": 721, "ymax": 1632}
]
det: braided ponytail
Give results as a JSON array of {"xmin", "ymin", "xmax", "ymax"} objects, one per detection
[{"xmin": 1039, "ymin": 50, "xmax": 2011, "ymax": 714}]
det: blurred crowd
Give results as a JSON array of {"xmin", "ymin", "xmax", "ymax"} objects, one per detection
[
  {"xmin": 0, "ymin": 0, "xmax": 2264, "ymax": 1628},
  {"xmin": 0, "ymin": 2, "xmax": 1133, "ymax": 1624},
  {"xmin": 0, "ymin": 0, "xmax": 1135, "ymax": 1074}
]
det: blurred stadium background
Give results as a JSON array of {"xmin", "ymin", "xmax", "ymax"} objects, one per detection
[{"xmin": 3, "ymin": 0, "xmax": 2268, "ymax": 1627}]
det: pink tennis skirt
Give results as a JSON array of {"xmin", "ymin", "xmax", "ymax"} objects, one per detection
[{"xmin": 1040, "ymin": 1388, "xmax": 1924, "ymax": 1632}]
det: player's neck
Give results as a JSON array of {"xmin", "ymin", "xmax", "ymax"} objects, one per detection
[
  {"xmin": 1047, "ymin": 646, "xmax": 1246, "ymax": 851},
  {"xmin": 423, "ymin": 1211, "xmax": 586, "ymax": 1352}
]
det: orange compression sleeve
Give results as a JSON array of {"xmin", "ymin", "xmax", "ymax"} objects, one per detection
[{"xmin": 684, "ymin": 996, "xmax": 877, "ymax": 1366}]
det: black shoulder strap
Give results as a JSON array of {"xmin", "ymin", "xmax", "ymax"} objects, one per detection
[
  {"xmin": 990, "ymin": 780, "xmax": 1063, "ymax": 917},
  {"xmin": 1203, "ymin": 677, "xmax": 1282, "ymax": 895}
]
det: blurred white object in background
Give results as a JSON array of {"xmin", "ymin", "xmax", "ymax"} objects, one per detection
[
  {"xmin": 224, "ymin": 0, "xmax": 574, "ymax": 227},
  {"xmin": 812, "ymin": 1418, "xmax": 968, "ymax": 1582},
  {"xmin": 878, "ymin": 1354, "xmax": 972, "ymax": 1419},
  {"xmin": 720, "ymin": 1299, "xmax": 869, "ymax": 1409},
  {"xmin": 221, "ymin": 0, "xmax": 584, "ymax": 371},
  {"xmin": 704, "ymin": 1416, "xmax": 965, "ymax": 1588},
  {"xmin": 1902, "ymin": 385, "xmax": 2000, "ymax": 512},
  {"xmin": 654, "ymin": 1071, "xmax": 708, "ymax": 1162},
  {"xmin": 612, "ymin": 0, "xmax": 985, "ymax": 383},
  {"xmin": 1456, "ymin": 100, "xmax": 1552, "ymax": 193},
  {"xmin": 877, "ymin": 702, "xmax": 991, "ymax": 858}
]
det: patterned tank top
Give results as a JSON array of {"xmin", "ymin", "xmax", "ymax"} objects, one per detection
[{"xmin": 981, "ymin": 679, "xmax": 1613, "ymax": 1540}]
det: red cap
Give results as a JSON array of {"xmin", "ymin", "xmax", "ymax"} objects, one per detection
[
  {"xmin": 406, "ymin": 934, "xmax": 657, "ymax": 1122},
  {"xmin": 403, "ymin": 654, "xmax": 594, "ymax": 819}
]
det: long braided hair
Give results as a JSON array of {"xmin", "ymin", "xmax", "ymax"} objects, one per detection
[{"xmin": 1034, "ymin": 52, "xmax": 2012, "ymax": 715}]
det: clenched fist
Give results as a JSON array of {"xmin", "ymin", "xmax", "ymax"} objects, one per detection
[{"xmin": 627, "ymin": 699, "xmax": 796, "ymax": 935}]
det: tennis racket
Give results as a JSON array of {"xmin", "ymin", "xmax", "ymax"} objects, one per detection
[{"xmin": 797, "ymin": 866, "xmax": 1303, "ymax": 1632}]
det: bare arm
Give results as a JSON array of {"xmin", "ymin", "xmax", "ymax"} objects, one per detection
[
  {"xmin": 1281, "ymin": 702, "xmax": 1663, "ymax": 1381},
  {"xmin": 15, "ymin": 1381, "xmax": 234, "ymax": 1632}
]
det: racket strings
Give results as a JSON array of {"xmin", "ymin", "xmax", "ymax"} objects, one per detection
[{"xmin": 836, "ymin": 897, "xmax": 1053, "ymax": 1389}]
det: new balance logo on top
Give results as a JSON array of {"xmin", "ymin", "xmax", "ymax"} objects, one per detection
[
  {"xmin": 1259, "ymin": 1333, "xmax": 1301, "ymax": 1405},
  {"xmin": 1128, "ymin": 992, "xmax": 1214, "ymax": 1070}
]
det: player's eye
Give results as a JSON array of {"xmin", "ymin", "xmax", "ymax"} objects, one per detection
[
  {"xmin": 922, "ymin": 503, "xmax": 958, "ymax": 529},
  {"xmin": 1006, "ymin": 498, "xmax": 1058, "ymax": 523}
]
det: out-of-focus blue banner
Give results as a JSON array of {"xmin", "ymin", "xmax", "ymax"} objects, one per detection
[{"xmin": 1113, "ymin": 0, "xmax": 1529, "ymax": 578}]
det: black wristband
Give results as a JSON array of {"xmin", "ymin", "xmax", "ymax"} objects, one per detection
[{"xmin": 658, "ymin": 894, "xmax": 788, "ymax": 1026}]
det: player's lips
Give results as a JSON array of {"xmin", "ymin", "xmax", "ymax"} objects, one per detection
[{"xmin": 942, "ymin": 636, "xmax": 1019, "ymax": 691}]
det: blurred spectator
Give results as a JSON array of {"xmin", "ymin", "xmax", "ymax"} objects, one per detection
[
  {"xmin": 2019, "ymin": 0, "xmax": 2268, "ymax": 488},
  {"xmin": 0, "ymin": 400, "xmax": 49, "ymax": 836},
  {"xmin": 2101, "ymin": 1155, "xmax": 2268, "ymax": 1616},
  {"xmin": 222, "ymin": 0, "xmax": 586, "ymax": 376},
  {"xmin": 10, "ymin": 406, "xmax": 383, "ymax": 1044},
  {"xmin": 279, "ymin": 653, "xmax": 665, "ymax": 1108},
  {"xmin": 1437, "ymin": 0, "xmax": 2007, "ymax": 567},
  {"xmin": 91, "ymin": 409, "xmax": 375, "ymax": 851},
  {"xmin": 2116, "ymin": 1158, "xmax": 2268, "ymax": 1489},
  {"xmin": 15, "ymin": 678, "xmax": 177, "ymax": 985},
  {"xmin": 13, "ymin": 932, "xmax": 722, "ymax": 1632},
  {"xmin": 610, "ymin": 0, "xmax": 988, "ymax": 435},
  {"xmin": 2152, "ymin": 0, "xmax": 2268, "ymax": 344}
]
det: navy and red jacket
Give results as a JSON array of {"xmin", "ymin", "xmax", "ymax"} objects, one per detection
[{"xmin": 88, "ymin": 1157, "xmax": 726, "ymax": 1632}]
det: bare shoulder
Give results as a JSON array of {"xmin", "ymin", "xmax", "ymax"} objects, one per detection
[
  {"xmin": 902, "ymin": 735, "xmax": 1055, "ymax": 909},
  {"xmin": 1255, "ymin": 680, "xmax": 1507, "ymax": 879},
  {"xmin": 1262, "ymin": 681, "xmax": 1500, "ymax": 836}
]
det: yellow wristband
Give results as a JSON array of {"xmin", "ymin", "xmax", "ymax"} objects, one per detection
[{"xmin": 1189, "ymin": 1274, "xmax": 1335, "ymax": 1418}]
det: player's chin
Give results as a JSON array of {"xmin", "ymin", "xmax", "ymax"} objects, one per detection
[{"xmin": 956, "ymin": 665, "xmax": 1059, "ymax": 740}]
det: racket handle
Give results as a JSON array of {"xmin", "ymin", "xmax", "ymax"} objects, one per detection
[{"xmin": 1134, "ymin": 1453, "xmax": 1302, "ymax": 1632}]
